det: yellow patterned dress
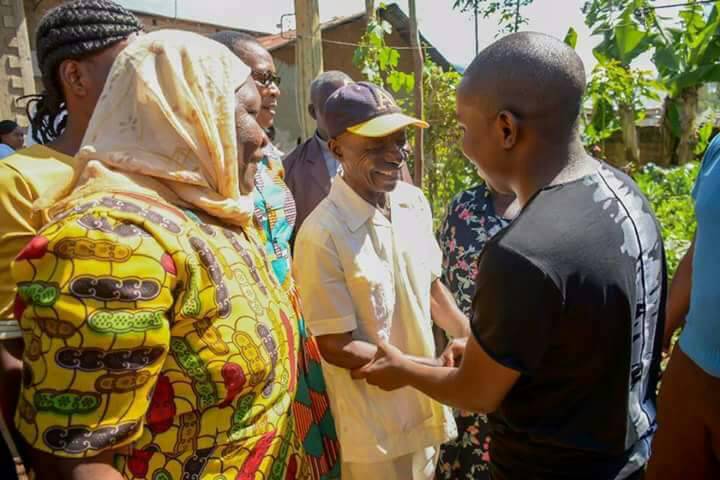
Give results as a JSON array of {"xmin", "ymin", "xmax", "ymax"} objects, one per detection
[{"xmin": 11, "ymin": 191, "xmax": 308, "ymax": 480}]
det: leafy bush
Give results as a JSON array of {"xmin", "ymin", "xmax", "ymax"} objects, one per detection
[{"xmin": 633, "ymin": 162, "xmax": 699, "ymax": 276}]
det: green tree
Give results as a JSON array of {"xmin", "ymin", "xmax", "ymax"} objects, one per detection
[
  {"xmin": 422, "ymin": 62, "xmax": 480, "ymax": 223},
  {"xmin": 583, "ymin": 0, "xmax": 720, "ymax": 165},
  {"xmin": 583, "ymin": 59, "xmax": 662, "ymax": 160},
  {"xmin": 633, "ymin": 162, "xmax": 699, "ymax": 275},
  {"xmin": 583, "ymin": 0, "xmax": 657, "ymax": 164},
  {"xmin": 651, "ymin": 1, "xmax": 720, "ymax": 164},
  {"xmin": 452, "ymin": 0, "xmax": 535, "ymax": 54},
  {"xmin": 352, "ymin": 15, "xmax": 414, "ymax": 93}
]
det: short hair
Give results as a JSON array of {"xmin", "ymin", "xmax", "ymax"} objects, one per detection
[
  {"xmin": 310, "ymin": 71, "xmax": 353, "ymax": 111},
  {"xmin": 24, "ymin": 0, "xmax": 143, "ymax": 144},
  {"xmin": 462, "ymin": 32, "xmax": 586, "ymax": 134},
  {"xmin": 0, "ymin": 120, "xmax": 19, "ymax": 136},
  {"xmin": 209, "ymin": 31, "xmax": 263, "ymax": 65}
]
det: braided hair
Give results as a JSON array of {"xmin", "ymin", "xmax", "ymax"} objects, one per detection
[{"xmin": 23, "ymin": 0, "xmax": 142, "ymax": 144}]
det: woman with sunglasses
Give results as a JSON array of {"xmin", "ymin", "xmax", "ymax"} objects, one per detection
[{"xmin": 210, "ymin": 32, "xmax": 341, "ymax": 480}]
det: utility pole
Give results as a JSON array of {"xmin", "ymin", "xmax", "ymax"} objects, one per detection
[
  {"xmin": 409, "ymin": 0, "xmax": 424, "ymax": 188},
  {"xmin": 474, "ymin": 1, "xmax": 479, "ymax": 55},
  {"xmin": 366, "ymin": 0, "xmax": 375, "ymax": 20},
  {"xmin": 294, "ymin": 0, "xmax": 323, "ymax": 140},
  {"xmin": 514, "ymin": 0, "xmax": 521, "ymax": 32}
]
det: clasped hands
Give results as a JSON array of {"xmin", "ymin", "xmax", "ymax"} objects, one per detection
[{"xmin": 350, "ymin": 337, "xmax": 468, "ymax": 390}]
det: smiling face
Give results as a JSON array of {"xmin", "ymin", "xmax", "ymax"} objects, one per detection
[
  {"xmin": 234, "ymin": 78, "xmax": 267, "ymax": 195},
  {"xmin": 238, "ymin": 42, "xmax": 280, "ymax": 130},
  {"xmin": 329, "ymin": 129, "xmax": 409, "ymax": 205}
]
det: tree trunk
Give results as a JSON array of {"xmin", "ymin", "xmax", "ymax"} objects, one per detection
[
  {"xmin": 659, "ymin": 96, "xmax": 677, "ymax": 166},
  {"xmin": 676, "ymin": 86, "xmax": 699, "ymax": 165},
  {"xmin": 619, "ymin": 104, "xmax": 640, "ymax": 165}
]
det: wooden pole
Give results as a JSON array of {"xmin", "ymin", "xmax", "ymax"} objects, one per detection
[
  {"xmin": 409, "ymin": 0, "xmax": 424, "ymax": 188},
  {"xmin": 294, "ymin": 0, "xmax": 323, "ymax": 140},
  {"xmin": 474, "ymin": 2, "xmax": 479, "ymax": 55},
  {"xmin": 365, "ymin": 0, "xmax": 375, "ymax": 20}
]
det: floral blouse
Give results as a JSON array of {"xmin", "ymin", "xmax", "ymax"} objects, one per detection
[
  {"xmin": 436, "ymin": 183, "xmax": 510, "ymax": 480},
  {"xmin": 438, "ymin": 184, "xmax": 510, "ymax": 317}
]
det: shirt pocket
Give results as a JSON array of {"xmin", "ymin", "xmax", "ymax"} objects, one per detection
[{"xmin": 345, "ymin": 245, "xmax": 395, "ymax": 343}]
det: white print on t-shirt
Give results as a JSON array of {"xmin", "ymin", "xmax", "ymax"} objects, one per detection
[{"xmin": 585, "ymin": 166, "xmax": 663, "ymax": 479}]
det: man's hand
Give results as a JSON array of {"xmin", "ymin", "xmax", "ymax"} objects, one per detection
[
  {"xmin": 351, "ymin": 341, "xmax": 412, "ymax": 391},
  {"xmin": 440, "ymin": 337, "xmax": 468, "ymax": 367}
]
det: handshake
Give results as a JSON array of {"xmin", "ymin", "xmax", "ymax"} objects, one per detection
[{"xmin": 351, "ymin": 337, "xmax": 469, "ymax": 391}]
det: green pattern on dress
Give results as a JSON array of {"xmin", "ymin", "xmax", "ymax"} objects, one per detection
[
  {"xmin": 34, "ymin": 390, "xmax": 101, "ymax": 415},
  {"xmin": 170, "ymin": 337, "xmax": 218, "ymax": 409},
  {"xmin": 18, "ymin": 281, "xmax": 59, "ymax": 307},
  {"xmin": 88, "ymin": 310, "xmax": 164, "ymax": 334}
]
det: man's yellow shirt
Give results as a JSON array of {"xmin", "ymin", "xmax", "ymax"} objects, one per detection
[{"xmin": 0, "ymin": 145, "xmax": 73, "ymax": 339}]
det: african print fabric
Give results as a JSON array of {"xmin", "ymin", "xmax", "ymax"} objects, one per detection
[
  {"xmin": 436, "ymin": 184, "xmax": 510, "ymax": 480},
  {"xmin": 254, "ymin": 153, "xmax": 296, "ymax": 289},
  {"xmin": 253, "ymin": 152, "xmax": 341, "ymax": 479},
  {"xmin": 12, "ymin": 191, "xmax": 309, "ymax": 479}
]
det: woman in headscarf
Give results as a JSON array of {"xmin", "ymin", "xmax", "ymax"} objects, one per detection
[{"xmin": 11, "ymin": 30, "xmax": 307, "ymax": 480}]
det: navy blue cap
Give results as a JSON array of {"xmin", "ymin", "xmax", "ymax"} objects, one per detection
[{"xmin": 324, "ymin": 81, "xmax": 428, "ymax": 139}]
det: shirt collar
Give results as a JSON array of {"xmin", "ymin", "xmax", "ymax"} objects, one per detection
[
  {"xmin": 328, "ymin": 176, "xmax": 382, "ymax": 232},
  {"xmin": 315, "ymin": 132, "xmax": 332, "ymax": 154}
]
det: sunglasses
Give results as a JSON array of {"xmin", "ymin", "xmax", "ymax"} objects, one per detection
[{"xmin": 252, "ymin": 70, "xmax": 281, "ymax": 88}]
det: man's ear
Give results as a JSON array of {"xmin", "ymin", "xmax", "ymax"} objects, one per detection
[
  {"xmin": 57, "ymin": 59, "xmax": 88, "ymax": 98},
  {"xmin": 308, "ymin": 104, "xmax": 317, "ymax": 121},
  {"xmin": 496, "ymin": 110, "xmax": 519, "ymax": 150},
  {"xmin": 329, "ymin": 138, "xmax": 343, "ymax": 161}
]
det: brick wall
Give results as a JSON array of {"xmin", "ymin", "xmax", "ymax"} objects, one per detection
[{"xmin": 1, "ymin": 0, "xmax": 36, "ymax": 126}]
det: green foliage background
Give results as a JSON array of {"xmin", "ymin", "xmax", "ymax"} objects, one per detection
[
  {"xmin": 633, "ymin": 162, "xmax": 699, "ymax": 276},
  {"xmin": 353, "ymin": 4, "xmax": 704, "ymax": 266}
]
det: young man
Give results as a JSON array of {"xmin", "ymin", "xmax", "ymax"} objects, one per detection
[
  {"xmin": 355, "ymin": 33, "xmax": 665, "ymax": 480},
  {"xmin": 0, "ymin": 1, "xmax": 142, "ymax": 476},
  {"xmin": 646, "ymin": 134, "xmax": 720, "ymax": 480},
  {"xmin": 293, "ymin": 82, "xmax": 468, "ymax": 479}
]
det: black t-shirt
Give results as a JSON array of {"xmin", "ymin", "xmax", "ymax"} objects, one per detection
[{"xmin": 472, "ymin": 164, "xmax": 666, "ymax": 480}]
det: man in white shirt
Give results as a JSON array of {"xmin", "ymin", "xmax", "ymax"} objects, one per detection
[
  {"xmin": 294, "ymin": 82, "xmax": 468, "ymax": 479},
  {"xmin": 284, "ymin": 71, "xmax": 414, "ymax": 241}
]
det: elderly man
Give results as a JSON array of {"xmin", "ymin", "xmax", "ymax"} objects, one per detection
[
  {"xmin": 294, "ymin": 82, "xmax": 467, "ymax": 479},
  {"xmin": 284, "ymin": 71, "xmax": 412, "ymax": 238}
]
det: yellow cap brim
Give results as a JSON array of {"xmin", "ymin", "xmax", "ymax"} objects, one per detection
[{"xmin": 346, "ymin": 112, "xmax": 429, "ymax": 138}]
